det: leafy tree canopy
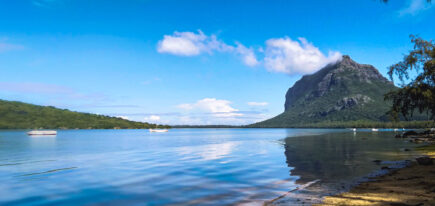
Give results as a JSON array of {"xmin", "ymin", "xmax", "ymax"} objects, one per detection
[{"xmin": 385, "ymin": 35, "xmax": 435, "ymax": 120}]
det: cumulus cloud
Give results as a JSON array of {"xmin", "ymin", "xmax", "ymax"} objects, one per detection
[
  {"xmin": 157, "ymin": 30, "xmax": 258, "ymax": 67},
  {"xmin": 157, "ymin": 30, "xmax": 231, "ymax": 56},
  {"xmin": 144, "ymin": 115, "xmax": 161, "ymax": 123},
  {"xmin": 171, "ymin": 111, "xmax": 271, "ymax": 126},
  {"xmin": 398, "ymin": 0, "xmax": 434, "ymax": 16},
  {"xmin": 247, "ymin": 102, "xmax": 268, "ymax": 106},
  {"xmin": 264, "ymin": 37, "xmax": 342, "ymax": 75},
  {"xmin": 126, "ymin": 103, "xmax": 272, "ymax": 125},
  {"xmin": 235, "ymin": 43, "xmax": 260, "ymax": 66},
  {"xmin": 157, "ymin": 31, "xmax": 342, "ymax": 74},
  {"xmin": 177, "ymin": 98, "xmax": 242, "ymax": 117}
]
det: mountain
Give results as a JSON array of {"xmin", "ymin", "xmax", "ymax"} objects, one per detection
[
  {"xmin": 252, "ymin": 55, "xmax": 400, "ymax": 127},
  {"xmin": 0, "ymin": 99, "xmax": 167, "ymax": 129}
]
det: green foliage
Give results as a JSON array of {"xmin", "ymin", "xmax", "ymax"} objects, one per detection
[
  {"xmin": 0, "ymin": 99, "xmax": 170, "ymax": 129},
  {"xmin": 385, "ymin": 35, "xmax": 435, "ymax": 121},
  {"xmin": 247, "ymin": 120, "xmax": 435, "ymax": 128}
]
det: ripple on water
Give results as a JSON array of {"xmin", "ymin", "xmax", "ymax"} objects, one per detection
[{"xmin": 18, "ymin": 167, "xmax": 78, "ymax": 177}]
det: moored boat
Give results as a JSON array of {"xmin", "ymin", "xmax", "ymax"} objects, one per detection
[
  {"xmin": 371, "ymin": 128, "xmax": 379, "ymax": 132},
  {"xmin": 149, "ymin": 129, "xmax": 168, "ymax": 133},
  {"xmin": 27, "ymin": 130, "xmax": 57, "ymax": 136}
]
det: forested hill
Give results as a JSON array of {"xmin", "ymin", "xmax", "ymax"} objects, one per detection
[{"xmin": 0, "ymin": 99, "xmax": 167, "ymax": 129}]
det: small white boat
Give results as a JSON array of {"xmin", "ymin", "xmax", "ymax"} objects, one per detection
[
  {"xmin": 27, "ymin": 130, "xmax": 57, "ymax": 136},
  {"xmin": 393, "ymin": 128, "xmax": 399, "ymax": 131},
  {"xmin": 149, "ymin": 129, "xmax": 168, "ymax": 133},
  {"xmin": 351, "ymin": 128, "xmax": 357, "ymax": 132},
  {"xmin": 371, "ymin": 128, "xmax": 379, "ymax": 132}
]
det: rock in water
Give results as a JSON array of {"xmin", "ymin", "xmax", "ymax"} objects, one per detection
[{"xmin": 416, "ymin": 157, "xmax": 433, "ymax": 166}]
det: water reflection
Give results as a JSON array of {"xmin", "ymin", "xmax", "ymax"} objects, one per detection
[
  {"xmin": 29, "ymin": 135, "xmax": 57, "ymax": 149},
  {"xmin": 283, "ymin": 131, "xmax": 419, "ymax": 186},
  {"xmin": 177, "ymin": 142, "xmax": 239, "ymax": 161}
]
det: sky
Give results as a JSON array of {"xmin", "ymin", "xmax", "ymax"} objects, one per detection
[{"xmin": 0, "ymin": 0, "xmax": 434, "ymax": 125}]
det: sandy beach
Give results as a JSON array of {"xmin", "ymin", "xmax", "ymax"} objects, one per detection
[{"xmin": 316, "ymin": 144, "xmax": 435, "ymax": 206}]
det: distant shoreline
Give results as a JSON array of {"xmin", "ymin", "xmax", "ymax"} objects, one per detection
[
  {"xmin": 3, "ymin": 121, "xmax": 433, "ymax": 130},
  {"xmin": 173, "ymin": 120, "xmax": 435, "ymax": 129}
]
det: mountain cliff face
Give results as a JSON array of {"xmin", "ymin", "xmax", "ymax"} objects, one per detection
[{"xmin": 252, "ymin": 55, "xmax": 398, "ymax": 127}]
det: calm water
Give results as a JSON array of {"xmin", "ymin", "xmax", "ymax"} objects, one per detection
[{"xmin": 0, "ymin": 129, "xmax": 420, "ymax": 205}]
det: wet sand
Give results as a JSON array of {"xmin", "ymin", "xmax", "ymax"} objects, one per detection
[{"xmin": 316, "ymin": 144, "xmax": 435, "ymax": 206}]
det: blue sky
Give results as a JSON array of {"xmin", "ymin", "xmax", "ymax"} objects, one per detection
[{"xmin": 0, "ymin": 0, "xmax": 434, "ymax": 125}]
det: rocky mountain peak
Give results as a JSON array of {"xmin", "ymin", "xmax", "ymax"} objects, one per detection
[
  {"xmin": 340, "ymin": 55, "xmax": 354, "ymax": 65},
  {"xmin": 284, "ymin": 55, "xmax": 394, "ymax": 111},
  {"xmin": 251, "ymin": 56, "xmax": 424, "ymax": 127},
  {"xmin": 252, "ymin": 55, "xmax": 430, "ymax": 127},
  {"xmin": 333, "ymin": 55, "xmax": 390, "ymax": 83}
]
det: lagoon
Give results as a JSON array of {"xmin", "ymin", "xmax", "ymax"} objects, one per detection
[{"xmin": 0, "ymin": 129, "xmax": 420, "ymax": 205}]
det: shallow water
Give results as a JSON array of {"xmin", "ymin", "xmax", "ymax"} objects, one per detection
[{"xmin": 0, "ymin": 129, "xmax": 420, "ymax": 205}]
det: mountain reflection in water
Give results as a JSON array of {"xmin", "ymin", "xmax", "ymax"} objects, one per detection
[{"xmin": 283, "ymin": 131, "xmax": 419, "ymax": 191}]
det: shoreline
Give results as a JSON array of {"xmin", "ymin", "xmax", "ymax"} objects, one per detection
[{"xmin": 315, "ymin": 137, "xmax": 435, "ymax": 206}]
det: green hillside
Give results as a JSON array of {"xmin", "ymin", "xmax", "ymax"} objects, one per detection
[{"xmin": 0, "ymin": 99, "xmax": 167, "ymax": 129}]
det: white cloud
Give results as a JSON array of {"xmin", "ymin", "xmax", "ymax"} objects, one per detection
[
  {"xmin": 157, "ymin": 31, "xmax": 342, "ymax": 74},
  {"xmin": 157, "ymin": 31, "xmax": 203, "ymax": 56},
  {"xmin": 264, "ymin": 37, "xmax": 342, "ymax": 75},
  {"xmin": 398, "ymin": 0, "xmax": 433, "ymax": 16},
  {"xmin": 177, "ymin": 98, "xmax": 242, "ymax": 117},
  {"xmin": 236, "ymin": 43, "xmax": 260, "ymax": 67},
  {"xmin": 144, "ymin": 115, "xmax": 161, "ymax": 122},
  {"xmin": 116, "ymin": 116, "xmax": 129, "ymax": 120},
  {"xmin": 247, "ymin": 102, "xmax": 268, "ymax": 106},
  {"xmin": 157, "ymin": 30, "xmax": 231, "ymax": 56},
  {"xmin": 157, "ymin": 30, "xmax": 258, "ymax": 67},
  {"xmin": 146, "ymin": 103, "xmax": 273, "ymax": 125},
  {"xmin": 171, "ymin": 111, "xmax": 272, "ymax": 126}
]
